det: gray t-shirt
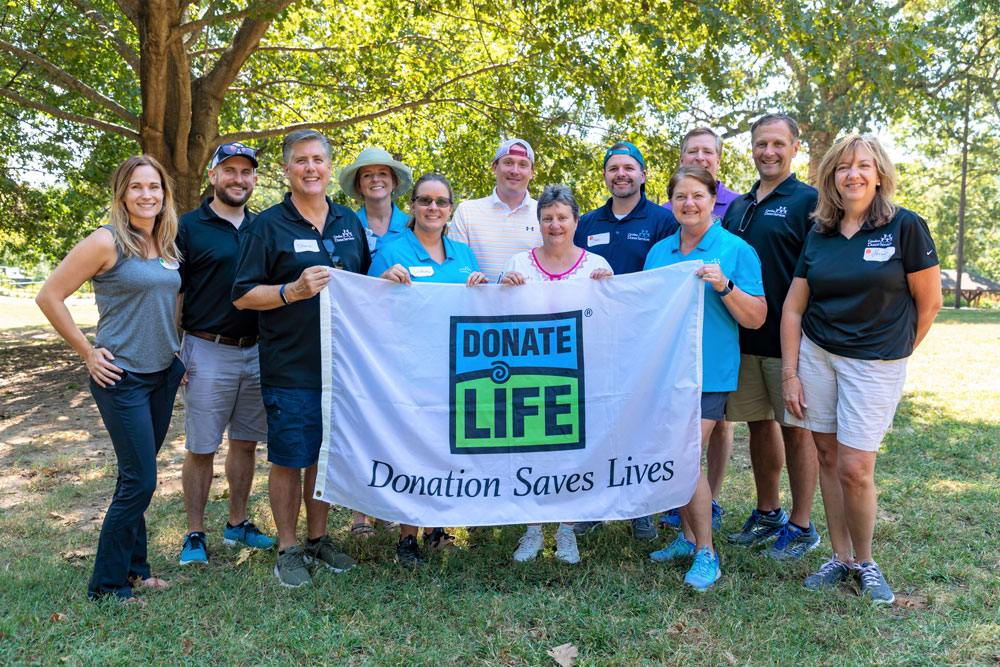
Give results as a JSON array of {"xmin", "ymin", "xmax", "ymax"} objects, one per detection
[{"xmin": 91, "ymin": 225, "xmax": 181, "ymax": 372}]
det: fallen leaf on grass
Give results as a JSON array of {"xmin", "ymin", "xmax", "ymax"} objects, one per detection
[
  {"xmin": 894, "ymin": 594, "xmax": 928, "ymax": 609},
  {"xmin": 49, "ymin": 512, "xmax": 78, "ymax": 525},
  {"xmin": 235, "ymin": 548, "xmax": 254, "ymax": 566},
  {"xmin": 405, "ymin": 632, "xmax": 412, "ymax": 645},
  {"xmin": 181, "ymin": 639, "xmax": 194, "ymax": 657},
  {"xmin": 42, "ymin": 468, "xmax": 59, "ymax": 476},
  {"xmin": 546, "ymin": 643, "xmax": 578, "ymax": 666},
  {"xmin": 61, "ymin": 549, "xmax": 95, "ymax": 561},
  {"xmin": 665, "ymin": 621, "xmax": 701, "ymax": 635},
  {"xmin": 213, "ymin": 489, "xmax": 230, "ymax": 500},
  {"xmin": 49, "ymin": 613, "xmax": 67, "ymax": 622}
]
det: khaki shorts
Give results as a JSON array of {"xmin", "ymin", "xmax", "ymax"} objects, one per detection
[
  {"xmin": 725, "ymin": 353, "xmax": 792, "ymax": 426},
  {"xmin": 784, "ymin": 335, "xmax": 907, "ymax": 452}
]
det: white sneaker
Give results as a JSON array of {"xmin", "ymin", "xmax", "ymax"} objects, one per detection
[
  {"xmin": 554, "ymin": 527, "xmax": 580, "ymax": 564},
  {"xmin": 513, "ymin": 528, "xmax": 544, "ymax": 562}
]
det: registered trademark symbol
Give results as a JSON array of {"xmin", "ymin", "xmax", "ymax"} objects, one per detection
[{"xmin": 584, "ymin": 308, "xmax": 593, "ymax": 317}]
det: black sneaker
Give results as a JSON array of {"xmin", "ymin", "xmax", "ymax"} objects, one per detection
[
  {"xmin": 424, "ymin": 527, "xmax": 459, "ymax": 551},
  {"xmin": 396, "ymin": 535, "xmax": 423, "ymax": 569}
]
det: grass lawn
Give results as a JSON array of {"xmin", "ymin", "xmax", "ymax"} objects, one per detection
[{"xmin": 0, "ymin": 307, "xmax": 997, "ymax": 665}]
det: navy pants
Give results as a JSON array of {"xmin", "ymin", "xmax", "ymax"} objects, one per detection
[{"xmin": 87, "ymin": 357, "xmax": 184, "ymax": 600}]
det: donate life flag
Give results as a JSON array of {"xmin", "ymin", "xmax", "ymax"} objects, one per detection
[{"xmin": 314, "ymin": 263, "xmax": 704, "ymax": 526}]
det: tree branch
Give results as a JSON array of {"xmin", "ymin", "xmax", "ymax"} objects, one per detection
[
  {"xmin": 182, "ymin": 0, "xmax": 221, "ymax": 49},
  {"xmin": 65, "ymin": 0, "xmax": 140, "ymax": 71},
  {"xmin": 0, "ymin": 87, "xmax": 140, "ymax": 141},
  {"xmin": 113, "ymin": 0, "xmax": 139, "ymax": 27},
  {"xmin": 177, "ymin": 3, "xmax": 257, "ymax": 38},
  {"xmin": 0, "ymin": 38, "xmax": 139, "ymax": 125}
]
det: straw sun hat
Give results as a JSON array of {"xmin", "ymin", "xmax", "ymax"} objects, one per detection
[{"xmin": 338, "ymin": 147, "xmax": 413, "ymax": 202}]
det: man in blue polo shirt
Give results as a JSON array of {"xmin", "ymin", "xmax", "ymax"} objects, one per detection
[
  {"xmin": 176, "ymin": 142, "xmax": 276, "ymax": 566},
  {"xmin": 573, "ymin": 141, "xmax": 677, "ymax": 540},
  {"xmin": 721, "ymin": 113, "xmax": 821, "ymax": 561}
]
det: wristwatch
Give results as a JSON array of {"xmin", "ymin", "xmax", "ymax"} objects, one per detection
[{"xmin": 720, "ymin": 279, "xmax": 734, "ymax": 296}]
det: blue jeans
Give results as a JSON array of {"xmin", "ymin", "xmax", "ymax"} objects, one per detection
[{"xmin": 87, "ymin": 357, "xmax": 184, "ymax": 600}]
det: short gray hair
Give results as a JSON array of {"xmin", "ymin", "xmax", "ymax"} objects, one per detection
[
  {"xmin": 282, "ymin": 130, "xmax": 332, "ymax": 165},
  {"xmin": 751, "ymin": 114, "xmax": 800, "ymax": 142},
  {"xmin": 680, "ymin": 127, "xmax": 723, "ymax": 157},
  {"xmin": 536, "ymin": 184, "xmax": 579, "ymax": 221}
]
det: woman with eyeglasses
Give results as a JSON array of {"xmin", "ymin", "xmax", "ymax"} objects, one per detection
[
  {"xmin": 780, "ymin": 134, "xmax": 941, "ymax": 604},
  {"xmin": 642, "ymin": 166, "xmax": 766, "ymax": 591},
  {"xmin": 36, "ymin": 155, "xmax": 186, "ymax": 605},
  {"xmin": 498, "ymin": 184, "xmax": 613, "ymax": 566},
  {"xmin": 368, "ymin": 173, "xmax": 487, "ymax": 567}
]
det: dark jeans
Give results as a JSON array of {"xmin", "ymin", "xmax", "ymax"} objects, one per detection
[{"xmin": 87, "ymin": 357, "xmax": 184, "ymax": 600}]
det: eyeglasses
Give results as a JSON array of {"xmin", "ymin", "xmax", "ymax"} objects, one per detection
[
  {"xmin": 413, "ymin": 196, "xmax": 452, "ymax": 208},
  {"xmin": 737, "ymin": 200, "xmax": 758, "ymax": 233},
  {"xmin": 322, "ymin": 239, "xmax": 343, "ymax": 269}
]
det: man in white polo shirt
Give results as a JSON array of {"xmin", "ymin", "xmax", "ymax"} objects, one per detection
[{"xmin": 449, "ymin": 139, "xmax": 541, "ymax": 281}]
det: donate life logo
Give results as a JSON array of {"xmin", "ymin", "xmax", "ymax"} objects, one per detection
[{"xmin": 449, "ymin": 312, "xmax": 585, "ymax": 454}]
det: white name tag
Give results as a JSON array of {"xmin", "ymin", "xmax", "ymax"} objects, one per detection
[
  {"xmin": 863, "ymin": 247, "xmax": 894, "ymax": 262},
  {"xmin": 587, "ymin": 232, "xmax": 610, "ymax": 247},
  {"xmin": 366, "ymin": 231, "xmax": 378, "ymax": 252},
  {"xmin": 409, "ymin": 266, "xmax": 434, "ymax": 278},
  {"xmin": 159, "ymin": 258, "xmax": 179, "ymax": 270},
  {"xmin": 294, "ymin": 239, "xmax": 320, "ymax": 253}
]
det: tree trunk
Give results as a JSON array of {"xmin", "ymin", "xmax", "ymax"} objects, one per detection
[
  {"xmin": 804, "ymin": 129, "xmax": 836, "ymax": 186},
  {"xmin": 955, "ymin": 79, "xmax": 971, "ymax": 309}
]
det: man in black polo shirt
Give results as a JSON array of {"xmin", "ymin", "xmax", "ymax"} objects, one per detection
[
  {"xmin": 721, "ymin": 114, "xmax": 821, "ymax": 560},
  {"xmin": 233, "ymin": 130, "xmax": 371, "ymax": 588},
  {"xmin": 177, "ymin": 142, "xmax": 276, "ymax": 566},
  {"xmin": 572, "ymin": 141, "xmax": 677, "ymax": 540}
]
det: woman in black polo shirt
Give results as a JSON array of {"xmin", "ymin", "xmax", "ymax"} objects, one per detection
[{"xmin": 780, "ymin": 134, "xmax": 941, "ymax": 604}]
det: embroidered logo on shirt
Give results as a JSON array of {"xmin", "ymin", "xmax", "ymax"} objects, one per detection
[
  {"xmin": 867, "ymin": 233, "xmax": 894, "ymax": 247},
  {"xmin": 626, "ymin": 229, "xmax": 651, "ymax": 242},
  {"xmin": 763, "ymin": 206, "xmax": 787, "ymax": 218},
  {"xmin": 333, "ymin": 230, "xmax": 356, "ymax": 243}
]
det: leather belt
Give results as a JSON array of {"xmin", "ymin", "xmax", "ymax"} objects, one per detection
[{"xmin": 186, "ymin": 330, "xmax": 258, "ymax": 348}]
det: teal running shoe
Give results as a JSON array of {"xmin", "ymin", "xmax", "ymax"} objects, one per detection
[
  {"xmin": 224, "ymin": 520, "xmax": 277, "ymax": 550},
  {"xmin": 650, "ymin": 532, "xmax": 696, "ymax": 563},
  {"xmin": 684, "ymin": 547, "xmax": 721, "ymax": 591}
]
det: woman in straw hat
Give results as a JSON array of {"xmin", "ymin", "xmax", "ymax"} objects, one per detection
[{"xmin": 339, "ymin": 147, "xmax": 414, "ymax": 257}]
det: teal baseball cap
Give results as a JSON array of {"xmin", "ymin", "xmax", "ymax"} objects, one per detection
[{"xmin": 603, "ymin": 141, "xmax": 645, "ymax": 170}]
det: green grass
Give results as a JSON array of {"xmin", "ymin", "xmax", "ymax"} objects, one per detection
[{"xmin": 1, "ymin": 310, "xmax": 998, "ymax": 665}]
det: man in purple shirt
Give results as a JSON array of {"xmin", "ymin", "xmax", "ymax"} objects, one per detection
[{"xmin": 661, "ymin": 127, "xmax": 738, "ymax": 531}]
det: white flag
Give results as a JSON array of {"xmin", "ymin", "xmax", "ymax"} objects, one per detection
[{"xmin": 315, "ymin": 263, "xmax": 704, "ymax": 526}]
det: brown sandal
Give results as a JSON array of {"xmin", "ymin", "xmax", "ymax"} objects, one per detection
[
  {"xmin": 351, "ymin": 522, "xmax": 376, "ymax": 539},
  {"xmin": 130, "ymin": 575, "xmax": 171, "ymax": 590}
]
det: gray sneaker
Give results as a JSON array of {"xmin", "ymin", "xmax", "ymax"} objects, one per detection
[
  {"xmin": 303, "ymin": 535, "xmax": 357, "ymax": 572},
  {"xmin": 857, "ymin": 561, "xmax": 895, "ymax": 604},
  {"xmin": 766, "ymin": 521, "xmax": 821, "ymax": 560},
  {"xmin": 727, "ymin": 508, "xmax": 788, "ymax": 546},
  {"xmin": 572, "ymin": 521, "xmax": 604, "ymax": 535},
  {"xmin": 631, "ymin": 515, "xmax": 658, "ymax": 540},
  {"xmin": 803, "ymin": 555, "xmax": 852, "ymax": 590},
  {"xmin": 554, "ymin": 526, "xmax": 580, "ymax": 564},
  {"xmin": 274, "ymin": 545, "xmax": 312, "ymax": 588}
]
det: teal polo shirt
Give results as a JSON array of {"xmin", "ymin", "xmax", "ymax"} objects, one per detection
[
  {"xmin": 368, "ymin": 228, "xmax": 480, "ymax": 284},
  {"xmin": 643, "ymin": 222, "xmax": 764, "ymax": 392},
  {"xmin": 357, "ymin": 202, "xmax": 410, "ymax": 254}
]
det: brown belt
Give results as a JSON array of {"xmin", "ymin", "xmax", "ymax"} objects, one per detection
[{"xmin": 186, "ymin": 330, "xmax": 258, "ymax": 348}]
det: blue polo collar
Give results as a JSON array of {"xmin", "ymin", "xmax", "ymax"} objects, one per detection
[
  {"xmin": 599, "ymin": 193, "xmax": 651, "ymax": 222},
  {"xmin": 669, "ymin": 220, "xmax": 724, "ymax": 254},
  {"xmin": 403, "ymin": 227, "xmax": 456, "ymax": 262},
  {"xmin": 357, "ymin": 202, "xmax": 409, "ymax": 235}
]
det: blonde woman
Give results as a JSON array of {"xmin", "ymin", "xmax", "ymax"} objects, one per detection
[{"xmin": 36, "ymin": 155, "xmax": 186, "ymax": 606}]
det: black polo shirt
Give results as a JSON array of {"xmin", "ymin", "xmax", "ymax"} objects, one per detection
[
  {"xmin": 177, "ymin": 198, "xmax": 259, "ymax": 338},
  {"xmin": 574, "ymin": 195, "xmax": 678, "ymax": 274},
  {"xmin": 722, "ymin": 174, "xmax": 817, "ymax": 358},
  {"xmin": 232, "ymin": 194, "xmax": 372, "ymax": 389},
  {"xmin": 796, "ymin": 207, "xmax": 938, "ymax": 360}
]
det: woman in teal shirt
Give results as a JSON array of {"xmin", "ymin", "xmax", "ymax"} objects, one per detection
[
  {"xmin": 339, "ymin": 147, "xmax": 413, "ymax": 255},
  {"xmin": 643, "ymin": 165, "xmax": 766, "ymax": 590},
  {"xmin": 369, "ymin": 173, "xmax": 487, "ymax": 567}
]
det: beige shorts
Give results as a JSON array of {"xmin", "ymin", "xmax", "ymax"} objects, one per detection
[
  {"xmin": 784, "ymin": 335, "xmax": 907, "ymax": 452},
  {"xmin": 725, "ymin": 354, "xmax": 791, "ymax": 426}
]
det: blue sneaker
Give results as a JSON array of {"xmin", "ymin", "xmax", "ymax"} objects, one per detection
[
  {"xmin": 223, "ymin": 520, "xmax": 277, "ymax": 550},
  {"xmin": 684, "ymin": 547, "xmax": 721, "ymax": 591},
  {"xmin": 659, "ymin": 508, "xmax": 681, "ymax": 527},
  {"xmin": 650, "ymin": 532, "xmax": 696, "ymax": 563},
  {"xmin": 711, "ymin": 500, "xmax": 725, "ymax": 531},
  {"xmin": 631, "ymin": 515, "xmax": 658, "ymax": 540},
  {"xmin": 726, "ymin": 508, "xmax": 788, "ymax": 546},
  {"xmin": 767, "ymin": 521, "xmax": 821, "ymax": 560},
  {"xmin": 857, "ymin": 561, "xmax": 895, "ymax": 604},
  {"xmin": 572, "ymin": 520, "xmax": 604, "ymax": 535},
  {"xmin": 179, "ymin": 532, "xmax": 208, "ymax": 565}
]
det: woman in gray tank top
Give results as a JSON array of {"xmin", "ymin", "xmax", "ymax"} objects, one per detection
[{"xmin": 36, "ymin": 155, "xmax": 185, "ymax": 606}]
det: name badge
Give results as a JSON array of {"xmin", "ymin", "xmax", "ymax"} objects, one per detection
[
  {"xmin": 863, "ymin": 247, "xmax": 894, "ymax": 262},
  {"xmin": 294, "ymin": 239, "xmax": 320, "ymax": 253},
  {"xmin": 159, "ymin": 258, "xmax": 179, "ymax": 270},
  {"xmin": 587, "ymin": 232, "xmax": 610, "ymax": 247},
  {"xmin": 409, "ymin": 266, "xmax": 434, "ymax": 278},
  {"xmin": 366, "ymin": 230, "xmax": 378, "ymax": 252}
]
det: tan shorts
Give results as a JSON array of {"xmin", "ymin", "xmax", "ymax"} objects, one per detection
[
  {"xmin": 784, "ymin": 336, "xmax": 907, "ymax": 452},
  {"xmin": 725, "ymin": 354, "xmax": 792, "ymax": 427}
]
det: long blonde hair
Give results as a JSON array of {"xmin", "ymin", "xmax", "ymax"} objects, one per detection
[
  {"xmin": 812, "ymin": 134, "xmax": 897, "ymax": 235},
  {"xmin": 107, "ymin": 155, "xmax": 180, "ymax": 263}
]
